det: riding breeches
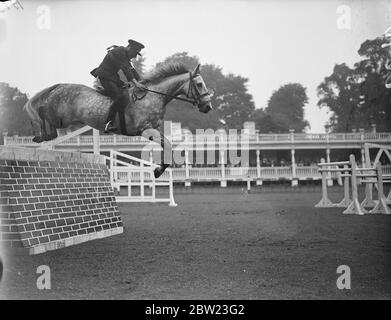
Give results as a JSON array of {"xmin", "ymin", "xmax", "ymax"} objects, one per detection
[{"xmin": 99, "ymin": 78, "xmax": 129, "ymax": 123}]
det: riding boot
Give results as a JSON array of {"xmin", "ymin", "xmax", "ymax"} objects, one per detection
[
  {"xmin": 119, "ymin": 110, "xmax": 138, "ymax": 136},
  {"xmin": 118, "ymin": 109, "xmax": 128, "ymax": 135},
  {"xmin": 118, "ymin": 92, "xmax": 139, "ymax": 135},
  {"xmin": 104, "ymin": 99, "xmax": 121, "ymax": 133}
]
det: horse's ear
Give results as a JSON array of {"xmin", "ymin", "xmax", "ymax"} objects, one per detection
[{"xmin": 193, "ymin": 64, "xmax": 201, "ymax": 75}]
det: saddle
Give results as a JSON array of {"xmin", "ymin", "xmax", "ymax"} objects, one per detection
[{"xmin": 93, "ymin": 78, "xmax": 147, "ymax": 101}]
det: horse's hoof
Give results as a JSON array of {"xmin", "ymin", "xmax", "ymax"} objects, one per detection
[
  {"xmin": 154, "ymin": 164, "xmax": 170, "ymax": 178},
  {"xmin": 32, "ymin": 136, "xmax": 44, "ymax": 143},
  {"xmin": 154, "ymin": 168, "xmax": 163, "ymax": 179},
  {"xmin": 42, "ymin": 135, "xmax": 52, "ymax": 141}
]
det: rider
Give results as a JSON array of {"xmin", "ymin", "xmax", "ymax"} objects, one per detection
[{"xmin": 90, "ymin": 39, "xmax": 147, "ymax": 133}]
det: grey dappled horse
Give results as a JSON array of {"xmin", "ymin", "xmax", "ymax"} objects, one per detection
[{"xmin": 24, "ymin": 63, "xmax": 213, "ymax": 178}]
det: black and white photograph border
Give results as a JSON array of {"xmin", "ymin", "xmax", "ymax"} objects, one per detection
[{"xmin": 0, "ymin": 0, "xmax": 390, "ymax": 302}]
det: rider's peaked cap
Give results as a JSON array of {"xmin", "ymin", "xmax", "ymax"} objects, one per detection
[{"xmin": 127, "ymin": 39, "xmax": 144, "ymax": 56}]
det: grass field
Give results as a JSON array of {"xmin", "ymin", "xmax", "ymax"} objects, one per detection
[{"xmin": 1, "ymin": 187, "xmax": 390, "ymax": 299}]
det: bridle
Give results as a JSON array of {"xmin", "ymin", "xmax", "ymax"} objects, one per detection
[
  {"xmin": 130, "ymin": 73, "xmax": 212, "ymax": 106},
  {"xmin": 185, "ymin": 72, "xmax": 213, "ymax": 105}
]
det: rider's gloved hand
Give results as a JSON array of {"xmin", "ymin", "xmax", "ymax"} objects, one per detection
[
  {"xmin": 132, "ymin": 80, "xmax": 148, "ymax": 91},
  {"xmin": 122, "ymin": 82, "xmax": 132, "ymax": 89}
]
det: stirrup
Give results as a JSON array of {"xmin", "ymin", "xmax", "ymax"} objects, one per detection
[
  {"xmin": 104, "ymin": 121, "xmax": 111, "ymax": 133},
  {"xmin": 104, "ymin": 121, "xmax": 117, "ymax": 133}
]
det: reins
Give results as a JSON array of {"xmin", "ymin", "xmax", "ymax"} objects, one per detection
[
  {"xmin": 125, "ymin": 72, "xmax": 203, "ymax": 106},
  {"xmin": 140, "ymin": 87, "xmax": 198, "ymax": 105}
]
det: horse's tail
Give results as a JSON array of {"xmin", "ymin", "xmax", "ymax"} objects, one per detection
[
  {"xmin": 23, "ymin": 95, "xmax": 41, "ymax": 125},
  {"xmin": 23, "ymin": 84, "xmax": 61, "ymax": 122},
  {"xmin": 24, "ymin": 84, "xmax": 63, "ymax": 140}
]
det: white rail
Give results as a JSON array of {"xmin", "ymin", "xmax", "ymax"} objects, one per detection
[
  {"xmin": 108, "ymin": 150, "xmax": 177, "ymax": 206},
  {"xmin": 5, "ymin": 132, "xmax": 391, "ymax": 147}
]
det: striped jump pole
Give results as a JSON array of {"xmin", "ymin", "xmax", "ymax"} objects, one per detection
[
  {"xmin": 315, "ymin": 158, "xmax": 351, "ymax": 208},
  {"xmin": 343, "ymin": 154, "xmax": 367, "ymax": 215}
]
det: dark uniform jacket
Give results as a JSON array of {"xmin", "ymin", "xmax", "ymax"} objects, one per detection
[{"xmin": 90, "ymin": 46, "xmax": 141, "ymax": 85}]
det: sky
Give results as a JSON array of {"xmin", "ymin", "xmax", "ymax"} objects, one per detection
[{"xmin": 0, "ymin": 0, "xmax": 389, "ymax": 132}]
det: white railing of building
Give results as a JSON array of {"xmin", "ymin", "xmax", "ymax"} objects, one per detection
[
  {"xmin": 3, "ymin": 128, "xmax": 391, "ymax": 187},
  {"xmin": 5, "ymin": 132, "xmax": 391, "ymax": 147}
]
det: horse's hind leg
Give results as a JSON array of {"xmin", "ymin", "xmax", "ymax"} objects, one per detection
[
  {"xmin": 47, "ymin": 122, "xmax": 58, "ymax": 140},
  {"xmin": 41, "ymin": 115, "xmax": 51, "ymax": 141},
  {"xmin": 41, "ymin": 119, "xmax": 58, "ymax": 141},
  {"xmin": 31, "ymin": 119, "xmax": 45, "ymax": 143},
  {"xmin": 38, "ymin": 106, "xmax": 59, "ymax": 141},
  {"xmin": 25, "ymin": 103, "xmax": 45, "ymax": 143},
  {"xmin": 36, "ymin": 106, "xmax": 50, "ymax": 141},
  {"xmin": 27, "ymin": 113, "xmax": 43, "ymax": 143}
]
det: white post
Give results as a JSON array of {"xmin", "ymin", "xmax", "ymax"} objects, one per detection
[
  {"xmin": 140, "ymin": 162, "xmax": 144, "ymax": 199},
  {"xmin": 289, "ymin": 129, "xmax": 294, "ymax": 143},
  {"xmin": 168, "ymin": 169, "xmax": 177, "ymax": 207},
  {"xmin": 110, "ymin": 149, "xmax": 114, "ymax": 188},
  {"xmin": 256, "ymin": 149, "xmax": 262, "ymax": 186},
  {"xmin": 151, "ymin": 165, "xmax": 156, "ymax": 200},
  {"xmin": 220, "ymin": 149, "xmax": 227, "ymax": 187},
  {"xmin": 359, "ymin": 128, "xmax": 364, "ymax": 142},
  {"xmin": 326, "ymin": 148, "xmax": 331, "ymax": 163},
  {"xmin": 93, "ymin": 128, "xmax": 100, "ymax": 155},
  {"xmin": 369, "ymin": 164, "xmax": 390, "ymax": 214},
  {"xmin": 343, "ymin": 154, "xmax": 366, "ymax": 215},
  {"xmin": 3, "ymin": 132, "xmax": 8, "ymax": 146},
  {"xmin": 336, "ymin": 165, "xmax": 351, "ymax": 207},
  {"xmin": 361, "ymin": 147, "xmax": 365, "ymax": 168},
  {"xmin": 315, "ymin": 158, "xmax": 334, "ymax": 207},
  {"xmin": 185, "ymin": 149, "xmax": 191, "ymax": 187},
  {"xmin": 326, "ymin": 148, "xmax": 333, "ymax": 186},
  {"xmin": 113, "ymin": 151, "xmax": 118, "ymax": 182},
  {"xmin": 362, "ymin": 143, "xmax": 375, "ymax": 207},
  {"xmin": 149, "ymin": 150, "xmax": 153, "ymax": 164},
  {"xmin": 291, "ymin": 148, "xmax": 298, "ymax": 187}
]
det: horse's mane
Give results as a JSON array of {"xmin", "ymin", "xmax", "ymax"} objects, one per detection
[{"xmin": 143, "ymin": 62, "xmax": 189, "ymax": 84}]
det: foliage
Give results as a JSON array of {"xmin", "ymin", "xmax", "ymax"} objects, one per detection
[
  {"xmin": 153, "ymin": 52, "xmax": 255, "ymax": 131},
  {"xmin": 0, "ymin": 83, "xmax": 30, "ymax": 142},
  {"xmin": 317, "ymin": 37, "xmax": 391, "ymax": 132},
  {"xmin": 253, "ymin": 83, "xmax": 309, "ymax": 133}
]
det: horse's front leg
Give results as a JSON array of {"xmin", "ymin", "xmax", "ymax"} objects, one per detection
[{"xmin": 142, "ymin": 128, "xmax": 172, "ymax": 178}]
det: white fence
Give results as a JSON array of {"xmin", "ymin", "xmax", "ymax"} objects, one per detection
[
  {"xmin": 108, "ymin": 150, "xmax": 177, "ymax": 206},
  {"xmin": 5, "ymin": 132, "xmax": 391, "ymax": 147},
  {"xmin": 158, "ymin": 165, "xmax": 391, "ymax": 184}
]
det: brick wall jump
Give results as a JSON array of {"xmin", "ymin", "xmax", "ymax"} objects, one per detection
[{"xmin": 0, "ymin": 146, "xmax": 123, "ymax": 254}]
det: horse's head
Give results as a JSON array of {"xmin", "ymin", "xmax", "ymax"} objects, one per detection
[{"xmin": 187, "ymin": 64, "xmax": 213, "ymax": 113}]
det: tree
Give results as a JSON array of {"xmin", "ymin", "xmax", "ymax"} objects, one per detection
[
  {"xmin": 317, "ymin": 63, "xmax": 363, "ymax": 132},
  {"xmin": 355, "ymin": 37, "xmax": 391, "ymax": 131},
  {"xmin": 133, "ymin": 55, "xmax": 147, "ymax": 76},
  {"xmin": 0, "ymin": 83, "xmax": 31, "ymax": 142},
  {"xmin": 317, "ymin": 37, "xmax": 391, "ymax": 132},
  {"xmin": 151, "ymin": 52, "xmax": 255, "ymax": 131},
  {"xmin": 252, "ymin": 109, "xmax": 286, "ymax": 133},
  {"xmin": 256, "ymin": 83, "xmax": 309, "ymax": 133}
]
